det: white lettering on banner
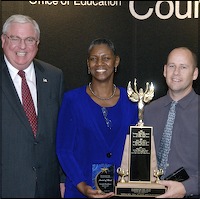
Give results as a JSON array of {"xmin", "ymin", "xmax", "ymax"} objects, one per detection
[
  {"xmin": 29, "ymin": 1, "xmax": 122, "ymax": 6},
  {"xmin": 29, "ymin": 1, "xmax": 62, "ymax": 6},
  {"xmin": 28, "ymin": 1, "xmax": 199, "ymax": 19},
  {"xmin": 74, "ymin": 1, "xmax": 122, "ymax": 6},
  {"xmin": 60, "ymin": 1, "xmax": 70, "ymax": 6},
  {"xmin": 129, "ymin": 1, "xmax": 200, "ymax": 20}
]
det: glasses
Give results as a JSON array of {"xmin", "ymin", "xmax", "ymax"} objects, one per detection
[{"xmin": 4, "ymin": 34, "xmax": 38, "ymax": 46}]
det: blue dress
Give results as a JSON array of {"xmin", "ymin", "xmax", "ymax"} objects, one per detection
[{"xmin": 56, "ymin": 85, "xmax": 138, "ymax": 198}]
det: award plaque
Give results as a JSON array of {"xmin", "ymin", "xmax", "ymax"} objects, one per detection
[
  {"xmin": 115, "ymin": 79, "xmax": 166, "ymax": 197},
  {"xmin": 92, "ymin": 164, "xmax": 115, "ymax": 193}
]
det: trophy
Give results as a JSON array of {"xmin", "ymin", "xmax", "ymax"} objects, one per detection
[
  {"xmin": 115, "ymin": 78, "xmax": 166, "ymax": 197},
  {"xmin": 92, "ymin": 163, "xmax": 115, "ymax": 194}
]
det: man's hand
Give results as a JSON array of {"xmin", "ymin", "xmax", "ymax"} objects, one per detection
[
  {"xmin": 60, "ymin": 183, "xmax": 65, "ymax": 198},
  {"xmin": 156, "ymin": 180, "xmax": 186, "ymax": 198}
]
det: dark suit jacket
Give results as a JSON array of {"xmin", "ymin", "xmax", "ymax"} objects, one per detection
[{"xmin": 1, "ymin": 56, "xmax": 65, "ymax": 198}]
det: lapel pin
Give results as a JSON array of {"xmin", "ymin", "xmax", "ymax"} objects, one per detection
[{"xmin": 43, "ymin": 78, "xmax": 48, "ymax": 83}]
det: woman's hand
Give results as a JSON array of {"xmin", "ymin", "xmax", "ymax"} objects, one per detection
[{"xmin": 77, "ymin": 182, "xmax": 115, "ymax": 198}]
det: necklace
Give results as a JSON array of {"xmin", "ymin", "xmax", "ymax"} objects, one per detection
[{"xmin": 88, "ymin": 82, "xmax": 116, "ymax": 100}]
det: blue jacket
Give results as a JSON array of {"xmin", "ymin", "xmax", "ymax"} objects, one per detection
[{"xmin": 56, "ymin": 85, "xmax": 138, "ymax": 198}]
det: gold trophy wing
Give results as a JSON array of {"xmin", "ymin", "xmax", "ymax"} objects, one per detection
[
  {"xmin": 127, "ymin": 81, "xmax": 139, "ymax": 102},
  {"xmin": 143, "ymin": 82, "xmax": 154, "ymax": 103}
]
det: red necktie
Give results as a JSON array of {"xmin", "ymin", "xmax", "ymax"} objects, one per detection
[{"xmin": 18, "ymin": 70, "xmax": 37, "ymax": 137}]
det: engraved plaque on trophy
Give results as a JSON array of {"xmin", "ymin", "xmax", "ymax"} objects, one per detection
[{"xmin": 115, "ymin": 78, "xmax": 166, "ymax": 197}]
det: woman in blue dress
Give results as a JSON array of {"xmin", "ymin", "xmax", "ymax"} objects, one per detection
[{"xmin": 56, "ymin": 38, "xmax": 138, "ymax": 198}]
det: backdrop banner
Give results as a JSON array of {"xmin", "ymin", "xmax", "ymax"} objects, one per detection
[{"xmin": 1, "ymin": 1, "xmax": 199, "ymax": 97}]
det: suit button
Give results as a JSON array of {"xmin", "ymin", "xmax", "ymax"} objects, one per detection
[
  {"xmin": 107, "ymin": 152, "xmax": 112, "ymax": 158},
  {"xmin": 32, "ymin": 166, "xmax": 37, "ymax": 171}
]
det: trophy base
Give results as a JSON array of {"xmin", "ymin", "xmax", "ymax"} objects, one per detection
[{"xmin": 115, "ymin": 182, "xmax": 166, "ymax": 197}]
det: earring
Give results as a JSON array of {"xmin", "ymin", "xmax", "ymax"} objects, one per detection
[
  {"xmin": 114, "ymin": 67, "xmax": 117, "ymax": 73},
  {"xmin": 88, "ymin": 68, "xmax": 91, "ymax": 74}
]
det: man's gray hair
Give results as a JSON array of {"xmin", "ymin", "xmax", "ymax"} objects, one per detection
[{"xmin": 2, "ymin": 14, "xmax": 40, "ymax": 39}]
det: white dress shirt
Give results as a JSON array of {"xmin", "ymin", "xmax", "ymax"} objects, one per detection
[{"xmin": 4, "ymin": 55, "xmax": 38, "ymax": 115}]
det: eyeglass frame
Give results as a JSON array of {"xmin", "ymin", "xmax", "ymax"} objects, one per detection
[{"xmin": 3, "ymin": 34, "xmax": 39, "ymax": 46}]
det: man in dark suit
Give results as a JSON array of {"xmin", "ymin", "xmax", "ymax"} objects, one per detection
[{"xmin": 1, "ymin": 14, "xmax": 65, "ymax": 198}]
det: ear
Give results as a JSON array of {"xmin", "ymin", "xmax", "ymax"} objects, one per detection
[
  {"xmin": 115, "ymin": 56, "xmax": 120, "ymax": 67},
  {"xmin": 86, "ymin": 59, "xmax": 91, "ymax": 74},
  {"xmin": 1, "ymin": 34, "xmax": 6, "ymax": 48},
  {"xmin": 87, "ymin": 59, "xmax": 89, "ymax": 67},
  {"xmin": 193, "ymin": 67, "xmax": 199, "ymax": 80},
  {"xmin": 163, "ymin": 65, "xmax": 167, "ymax": 78}
]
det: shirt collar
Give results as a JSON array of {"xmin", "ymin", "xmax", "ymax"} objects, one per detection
[
  {"xmin": 177, "ymin": 89, "xmax": 196, "ymax": 109},
  {"xmin": 165, "ymin": 89, "xmax": 196, "ymax": 109},
  {"xmin": 4, "ymin": 55, "xmax": 35, "ymax": 83}
]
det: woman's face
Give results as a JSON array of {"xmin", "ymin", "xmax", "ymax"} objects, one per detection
[{"xmin": 87, "ymin": 44, "xmax": 119, "ymax": 82}]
